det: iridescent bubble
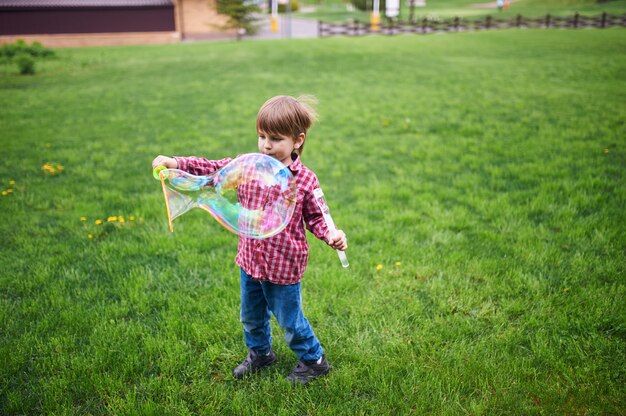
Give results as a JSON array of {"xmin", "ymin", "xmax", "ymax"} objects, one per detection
[{"xmin": 155, "ymin": 153, "xmax": 297, "ymax": 239}]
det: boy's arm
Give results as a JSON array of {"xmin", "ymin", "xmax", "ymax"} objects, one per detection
[
  {"xmin": 301, "ymin": 175, "xmax": 328, "ymax": 238},
  {"xmin": 303, "ymin": 196, "xmax": 328, "ymax": 240},
  {"xmin": 173, "ymin": 156, "xmax": 232, "ymax": 176},
  {"xmin": 303, "ymin": 189, "xmax": 348, "ymax": 250},
  {"xmin": 300, "ymin": 174, "xmax": 342, "ymax": 238}
]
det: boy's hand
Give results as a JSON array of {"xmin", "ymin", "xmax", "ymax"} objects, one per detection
[
  {"xmin": 152, "ymin": 155, "xmax": 178, "ymax": 170},
  {"xmin": 325, "ymin": 230, "xmax": 347, "ymax": 251}
]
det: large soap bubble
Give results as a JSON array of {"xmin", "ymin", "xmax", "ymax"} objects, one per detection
[{"xmin": 154, "ymin": 153, "xmax": 297, "ymax": 239}]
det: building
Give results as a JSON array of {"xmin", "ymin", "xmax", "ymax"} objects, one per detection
[{"xmin": 0, "ymin": 0, "xmax": 234, "ymax": 47}]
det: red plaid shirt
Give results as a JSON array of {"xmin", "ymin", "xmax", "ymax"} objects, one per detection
[{"xmin": 175, "ymin": 154, "xmax": 329, "ymax": 285}]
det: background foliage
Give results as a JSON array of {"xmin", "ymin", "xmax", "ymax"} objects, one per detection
[{"xmin": 216, "ymin": 0, "xmax": 262, "ymax": 34}]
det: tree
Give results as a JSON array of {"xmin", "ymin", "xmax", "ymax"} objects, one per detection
[{"xmin": 216, "ymin": 0, "xmax": 261, "ymax": 35}]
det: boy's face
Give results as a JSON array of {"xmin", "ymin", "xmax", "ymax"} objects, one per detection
[{"xmin": 258, "ymin": 131, "xmax": 304, "ymax": 166}]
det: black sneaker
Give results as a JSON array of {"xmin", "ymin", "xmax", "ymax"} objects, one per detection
[
  {"xmin": 287, "ymin": 356, "xmax": 330, "ymax": 385},
  {"xmin": 232, "ymin": 349, "xmax": 277, "ymax": 379}
]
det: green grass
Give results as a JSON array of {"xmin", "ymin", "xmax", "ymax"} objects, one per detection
[
  {"xmin": 1, "ymin": 29, "xmax": 625, "ymax": 414},
  {"xmin": 298, "ymin": 0, "xmax": 626, "ymax": 22}
]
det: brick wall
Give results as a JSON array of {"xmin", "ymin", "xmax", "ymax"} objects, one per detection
[
  {"xmin": 0, "ymin": 32, "xmax": 180, "ymax": 47},
  {"xmin": 178, "ymin": 0, "xmax": 233, "ymax": 38}
]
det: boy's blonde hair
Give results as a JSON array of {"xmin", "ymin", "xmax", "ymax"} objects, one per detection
[{"xmin": 256, "ymin": 95, "xmax": 318, "ymax": 156}]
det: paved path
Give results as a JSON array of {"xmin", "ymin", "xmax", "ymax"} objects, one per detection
[{"xmin": 244, "ymin": 14, "xmax": 319, "ymax": 40}]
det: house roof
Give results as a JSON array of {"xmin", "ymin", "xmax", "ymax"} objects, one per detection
[{"xmin": 0, "ymin": 0, "xmax": 173, "ymax": 8}]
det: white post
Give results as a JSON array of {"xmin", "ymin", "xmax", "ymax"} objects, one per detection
[{"xmin": 386, "ymin": 0, "xmax": 399, "ymax": 18}]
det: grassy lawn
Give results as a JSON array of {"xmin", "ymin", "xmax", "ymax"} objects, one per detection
[
  {"xmin": 1, "ymin": 29, "xmax": 625, "ymax": 414},
  {"xmin": 297, "ymin": 0, "xmax": 626, "ymax": 22}
]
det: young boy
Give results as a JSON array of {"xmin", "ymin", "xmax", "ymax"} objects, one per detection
[{"xmin": 152, "ymin": 96, "xmax": 347, "ymax": 384}]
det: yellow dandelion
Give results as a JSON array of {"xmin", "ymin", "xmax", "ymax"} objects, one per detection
[
  {"xmin": 7, "ymin": 189, "xmax": 12, "ymax": 193},
  {"xmin": 130, "ymin": 216, "xmax": 135, "ymax": 221},
  {"xmin": 57, "ymin": 164, "xmax": 64, "ymax": 171},
  {"xmin": 395, "ymin": 262, "xmax": 401, "ymax": 266},
  {"xmin": 95, "ymin": 219, "xmax": 103, "ymax": 225},
  {"xmin": 80, "ymin": 217, "xmax": 87, "ymax": 221},
  {"xmin": 42, "ymin": 163, "xmax": 59, "ymax": 175},
  {"xmin": 1, "ymin": 191, "xmax": 7, "ymax": 196},
  {"xmin": 603, "ymin": 148, "xmax": 609, "ymax": 154},
  {"xmin": 88, "ymin": 234, "xmax": 93, "ymax": 239},
  {"xmin": 119, "ymin": 216, "xmax": 125, "ymax": 223},
  {"xmin": 107, "ymin": 216, "xmax": 118, "ymax": 222},
  {"xmin": 138, "ymin": 217, "xmax": 143, "ymax": 222},
  {"xmin": 383, "ymin": 119, "xmax": 390, "ymax": 127},
  {"xmin": 9, "ymin": 180, "xmax": 15, "ymax": 185},
  {"xmin": 376, "ymin": 264, "xmax": 383, "ymax": 270}
]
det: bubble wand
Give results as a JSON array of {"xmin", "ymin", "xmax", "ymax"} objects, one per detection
[
  {"xmin": 153, "ymin": 165, "xmax": 167, "ymax": 179},
  {"xmin": 313, "ymin": 188, "xmax": 349, "ymax": 268}
]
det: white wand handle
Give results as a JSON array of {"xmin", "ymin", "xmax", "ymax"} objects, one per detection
[{"xmin": 313, "ymin": 188, "xmax": 349, "ymax": 268}]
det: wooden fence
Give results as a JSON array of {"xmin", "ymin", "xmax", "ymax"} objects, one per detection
[{"xmin": 319, "ymin": 13, "xmax": 626, "ymax": 37}]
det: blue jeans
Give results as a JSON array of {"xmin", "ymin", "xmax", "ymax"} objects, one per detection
[{"xmin": 239, "ymin": 268, "xmax": 324, "ymax": 363}]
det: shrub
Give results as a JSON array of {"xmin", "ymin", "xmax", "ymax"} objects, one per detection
[
  {"xmin": 29, "ymin": 41, "xmax": 55, "ymax": 58},
  {"xmin": 1, "ymin": 39, "xmax": 54, "ymax": 59},
  {"xmin": 15, "ymin": 54, "xmax": 35, "ymax": 75},
  {"xmin": 0, "ymin": 39, "xmax": 55, "ymax": 75},
  {"xmin": 0, "ymin": 39, "xmax": 25, "ymax": 59}
]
